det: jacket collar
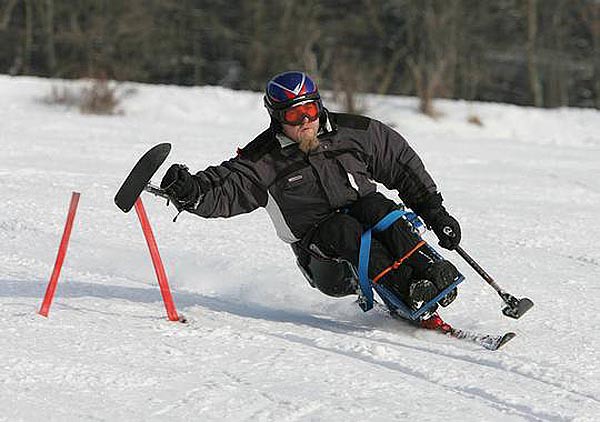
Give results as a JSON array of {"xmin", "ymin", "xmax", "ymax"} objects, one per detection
[{"xmin": 320, "ymin": 108, "xmax": 336, "ymax": 136}]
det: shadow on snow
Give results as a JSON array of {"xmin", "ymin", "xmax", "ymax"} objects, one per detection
[{"xmin": 0, "ymin": 278, "xmax": 374, "ymax": 336}]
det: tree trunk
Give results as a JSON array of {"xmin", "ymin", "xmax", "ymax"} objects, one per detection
[
  {"xmin": 23, "ymin": 0, "xmax": 33, "ymax": 74},
  {"xmin": 376, "ymin": 48, "xmax": 405, "ymax": 95},
  {"xmin": 404, "ymin": 0, "xmax": 458, "ymax": 116},
  {"xmin": 245, "ymin": 0, "xmax": 267, "ymax": 89},
  {"xmin": 526, "ymin": 0, "xmax": 543, "ymax": 107},
  {"xmin": 45, "ymin": 0, "xmax": 56, "ymax": 75},
  {"xmin": 586, "ymin": 4, "xmax": 600, "ymax": 109},
  {"xmin": 190, "ymin": 7, "xmax": 203, "ymax": 85},
  {"xmin": 554, "ymin": 7, "xmax": 568, "ymax": 107},
  {"xmin": 408, "ymin": 57, "xmax": 434, "ymax": 116}
]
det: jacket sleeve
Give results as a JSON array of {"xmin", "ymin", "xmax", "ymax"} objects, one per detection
[
  {"xmin": 366, "ymin": 119, "xmax": 442, "ymax": 213},
  {"xmin": 188, "ymin": 157, "xmax": 268, "ymax": 218}
]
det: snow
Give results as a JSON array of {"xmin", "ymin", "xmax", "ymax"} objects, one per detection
[{"xmin": 1, "ymin": 74, "xmax": 599, "ymax": 421}]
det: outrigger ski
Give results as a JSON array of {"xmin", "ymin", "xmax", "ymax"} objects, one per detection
[{"xmin": 114, "ymin": 143, "xmax": 172, "ymax": 213}]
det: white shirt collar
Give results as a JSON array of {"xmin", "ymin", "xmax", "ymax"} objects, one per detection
[{"xmin": 275, "ymin": 132, "xmax": 296, "ymax": 148}]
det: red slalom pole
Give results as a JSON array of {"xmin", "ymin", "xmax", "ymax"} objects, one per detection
[
  {"xmin": 39, "ymin": 192, "xmax": 81, "ymax": 317},
  {"xmin": 134, "ymin": 197, "xmax": 180, "ymax": 322}
]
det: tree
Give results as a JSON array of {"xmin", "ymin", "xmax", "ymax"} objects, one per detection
[
  {"xmin": 404, "ymin": 0, "xmax": 460, "ymax": 116},
  {"xmin": 581, "ymin": 0, "xmax": 600, "ymax": 109},
  {"xmin": 526, "ymin": 0, "xmax": 544, "ymax": 107}
]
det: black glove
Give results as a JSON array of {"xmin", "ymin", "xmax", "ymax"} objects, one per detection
[
  {"xmin": 160, "ymin": 164, "xmax": 200, "ymax": 206},
  {"xmin": 427, "ymin": 210, "xmax": 461, "ymax": 250},
  {"xmin": 414, "ymin": 193, "xmax": 461, "ymax": 250}
]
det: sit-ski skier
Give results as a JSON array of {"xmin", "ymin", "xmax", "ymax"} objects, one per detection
[{"xmin": 160, "ymin": 71, "xmax": 462, "ymax": 312}]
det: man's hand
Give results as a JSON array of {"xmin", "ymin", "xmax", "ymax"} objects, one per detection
[
  {"xmin": 160, "ymin": 164, "xmax": 200, "ymax": 206},
  {"xmin": 414, "ymin": 193, "xmax": 461, "ymax": 250},
  {"xmin": 428, "ymin": 210, "xmax": 461, "ymax": 250}
]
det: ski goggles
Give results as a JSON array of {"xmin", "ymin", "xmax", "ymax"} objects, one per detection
[{"xmin": 279, "ymin": 101, "xmax": 321, "ymax": 126}]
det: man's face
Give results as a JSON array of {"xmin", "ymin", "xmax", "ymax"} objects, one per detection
[
  {"xmin": 282, "ymin": 117, "xmax": 320, "ymax": 153},
  {"xmin": 281, "ymin": 117, "xmax": 320, "ymax": 143}
]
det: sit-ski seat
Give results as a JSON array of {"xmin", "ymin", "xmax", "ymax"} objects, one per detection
[{"xmin": 292, "ymin": 208, "xmax": 465, "ymax": 321}]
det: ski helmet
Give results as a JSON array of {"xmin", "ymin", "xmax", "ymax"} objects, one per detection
[{"xmin": 264, "ymin": 71, "xmax": 323, "ymax": 125}]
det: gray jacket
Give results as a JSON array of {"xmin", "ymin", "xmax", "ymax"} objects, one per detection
[{"xmin": 189, "ymin": 111, "xmax": 442, "ymax": 243}]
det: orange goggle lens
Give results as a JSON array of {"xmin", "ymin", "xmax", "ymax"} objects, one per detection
[{"xmin": 282, "ymin": 102, "xmax": 320, "ymax": 125}]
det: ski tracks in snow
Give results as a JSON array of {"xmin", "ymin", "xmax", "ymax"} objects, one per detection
[
  {"xmin": 2, "ymin": 282, "xmax": 597, "ymax": 421},
  {"xmin": 177, "ymin": 307, "xmax": 599, "ymax": 422}
]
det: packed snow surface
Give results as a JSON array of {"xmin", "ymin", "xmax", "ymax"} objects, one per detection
[{"xmin": 1, "ymin": 75, "xmax": 599, "ymax": 421}]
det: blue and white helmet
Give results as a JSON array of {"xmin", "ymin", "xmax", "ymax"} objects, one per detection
[{"xmin": 264, "ymin": 71, "xmax": 322, "ymax": 119}]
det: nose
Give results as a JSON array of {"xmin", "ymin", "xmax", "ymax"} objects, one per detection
[{"xmin": 298, "ymin": 115, "xmax": 312, "ymax": 127}]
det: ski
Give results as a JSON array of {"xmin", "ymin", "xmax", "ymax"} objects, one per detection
[
  {"xmin": 447, "ymin": 327, "xmax": 516, "ymax": 351},
  {"xmin": 382, "ymin": 305, "xmax": 516, "ymax": 351},
  {"xmin": 419, "ymin": 313, "xmax": 516, "ymax": 351}
]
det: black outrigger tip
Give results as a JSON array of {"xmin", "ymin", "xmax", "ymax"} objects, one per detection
[
  {"xmin": 500, "ymin": 294, "xmax": 534, "ymax": 319},
  {"xmin": 114, "ymin": 143, "xmax": 171, "ymax": 213}
]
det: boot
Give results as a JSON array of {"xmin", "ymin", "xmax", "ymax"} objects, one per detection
[
  {"xmin": 423, "ymin": 260, "xmax": 459, "ymax": 291},
  {"xmin": 420, "ymin": 312, "xmax": 452, "ymax": 333},
  {"xmin": 408, "ymin": 260, "xmax": 459, "ymax": 303},
  {"xmin": 439, "ymin": 287, "xmax": 458, "ymax": 307},
  {"xmin": 409, "ymin": 279, "xmax": 438, "ymax": 303}
]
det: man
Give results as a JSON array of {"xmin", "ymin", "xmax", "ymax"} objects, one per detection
[{"xmin": 160, "ymin": 71, "xmax": 461, "ymax": 308}]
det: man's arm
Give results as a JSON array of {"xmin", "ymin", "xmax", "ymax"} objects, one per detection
[
  {"xmin": 366, "ymin": 119, "xmax": 461, "ymax": 250},
  {"xmin": 161, "ymin": 157, "xmax": 268, "ymax": 218},
  {"xmin": 192, "ymin": 159, "xmax": 268, "ymax": 217},
  {"xmin": 366, "ymin": 119, "xmax": 437, "ymax": 210}
]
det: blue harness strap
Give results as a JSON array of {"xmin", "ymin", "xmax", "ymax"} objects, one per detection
[{"xmin": 357, "ymin": 210, "xmax": 408, "ymax": 311}]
